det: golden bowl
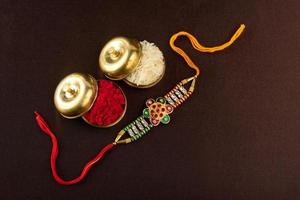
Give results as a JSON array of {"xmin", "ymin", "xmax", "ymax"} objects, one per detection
[
  {"xmin": 54, "ymin": 73, "xmax": 98, "ymax": 119},
  {"xmin": 99, "ymin": 37, "xmax": 142, "ymax": 80}
]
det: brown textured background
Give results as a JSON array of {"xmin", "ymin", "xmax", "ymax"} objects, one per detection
[{"xmin": 1, "ymin": 0, "xmax": 300, "ymax": 199}]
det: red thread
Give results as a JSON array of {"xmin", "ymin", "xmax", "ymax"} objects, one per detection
[{"xmin": 34, "ymin": 111, "xmax": 115, "ymax": 185}]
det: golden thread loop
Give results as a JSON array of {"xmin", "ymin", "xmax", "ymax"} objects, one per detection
[{"xmin": 169, "ymin": 24, "xmax": 246, "ymax": 77}]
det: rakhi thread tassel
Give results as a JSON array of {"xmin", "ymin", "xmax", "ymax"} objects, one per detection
[
  {"xmin": 34, "ymin": 111, "xmax": 115, "ymax": 185},
  {"xmin": 169, "ymin": 24, "xmax": 246, "ymax": 77}
]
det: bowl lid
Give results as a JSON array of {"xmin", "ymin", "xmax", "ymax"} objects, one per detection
[
  {"xmin": 54, "ymin": 73, "xmax": 98, "ymax": 119},
  {"xmin": 99, "ymin": 37, "xmax": 142, "ymax": 80}
]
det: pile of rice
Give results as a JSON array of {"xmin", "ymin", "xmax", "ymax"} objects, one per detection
[{"xmin": 125, "ymin": 40, "xmax": 165, "ymax": 87}]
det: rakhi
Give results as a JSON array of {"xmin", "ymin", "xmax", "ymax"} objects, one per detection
[{"xmin": 35, "ymin": 24, "xmax": 245, "ymax": 185}]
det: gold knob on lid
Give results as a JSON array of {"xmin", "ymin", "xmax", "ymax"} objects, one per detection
[
  {"xmin": 54, "ymin": 73, "xmax": 98, "ymax": 119},
  {"xmin": 99, "ymin": 37, "xmax": 142, "ymax": 80},
  {"xmin": 62, "ymin": 83, "xmax": 80, "ymax": 101}
]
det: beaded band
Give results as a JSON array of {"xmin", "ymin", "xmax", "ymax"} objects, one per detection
[{"xmin": 114, "ymin": 76, "xmax": 196, "ymax": 144}]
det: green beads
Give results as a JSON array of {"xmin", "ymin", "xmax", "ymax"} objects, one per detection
[
  {"xmin": 123, "ymin": 115, "xmax": 152, "ymax": 142},
  {"xmin": 161, "ymin": 114, "xmax": 170, "ymax": 124},
  {"xmin": 143, "ymin": 108, "xmax": 150, "ymax": 118}
]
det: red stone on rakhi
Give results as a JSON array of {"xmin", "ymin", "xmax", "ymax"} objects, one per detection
[{"xmin": 83, "ymin": 80, "xmax": 126, "ymax": 127}]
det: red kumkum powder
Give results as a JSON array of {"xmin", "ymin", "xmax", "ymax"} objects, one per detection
[{"xmin": 83, "ymin": 80, "xmax": 126, "ymax": 127}]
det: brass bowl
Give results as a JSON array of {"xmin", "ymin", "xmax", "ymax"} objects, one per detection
[
  {"xmin": 99, "ymin": 37, "xmax": 142, "ymax": 80},
  {"xmin": 54, "ymin": 73, "xmax": 98, "ymax": 119}
]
